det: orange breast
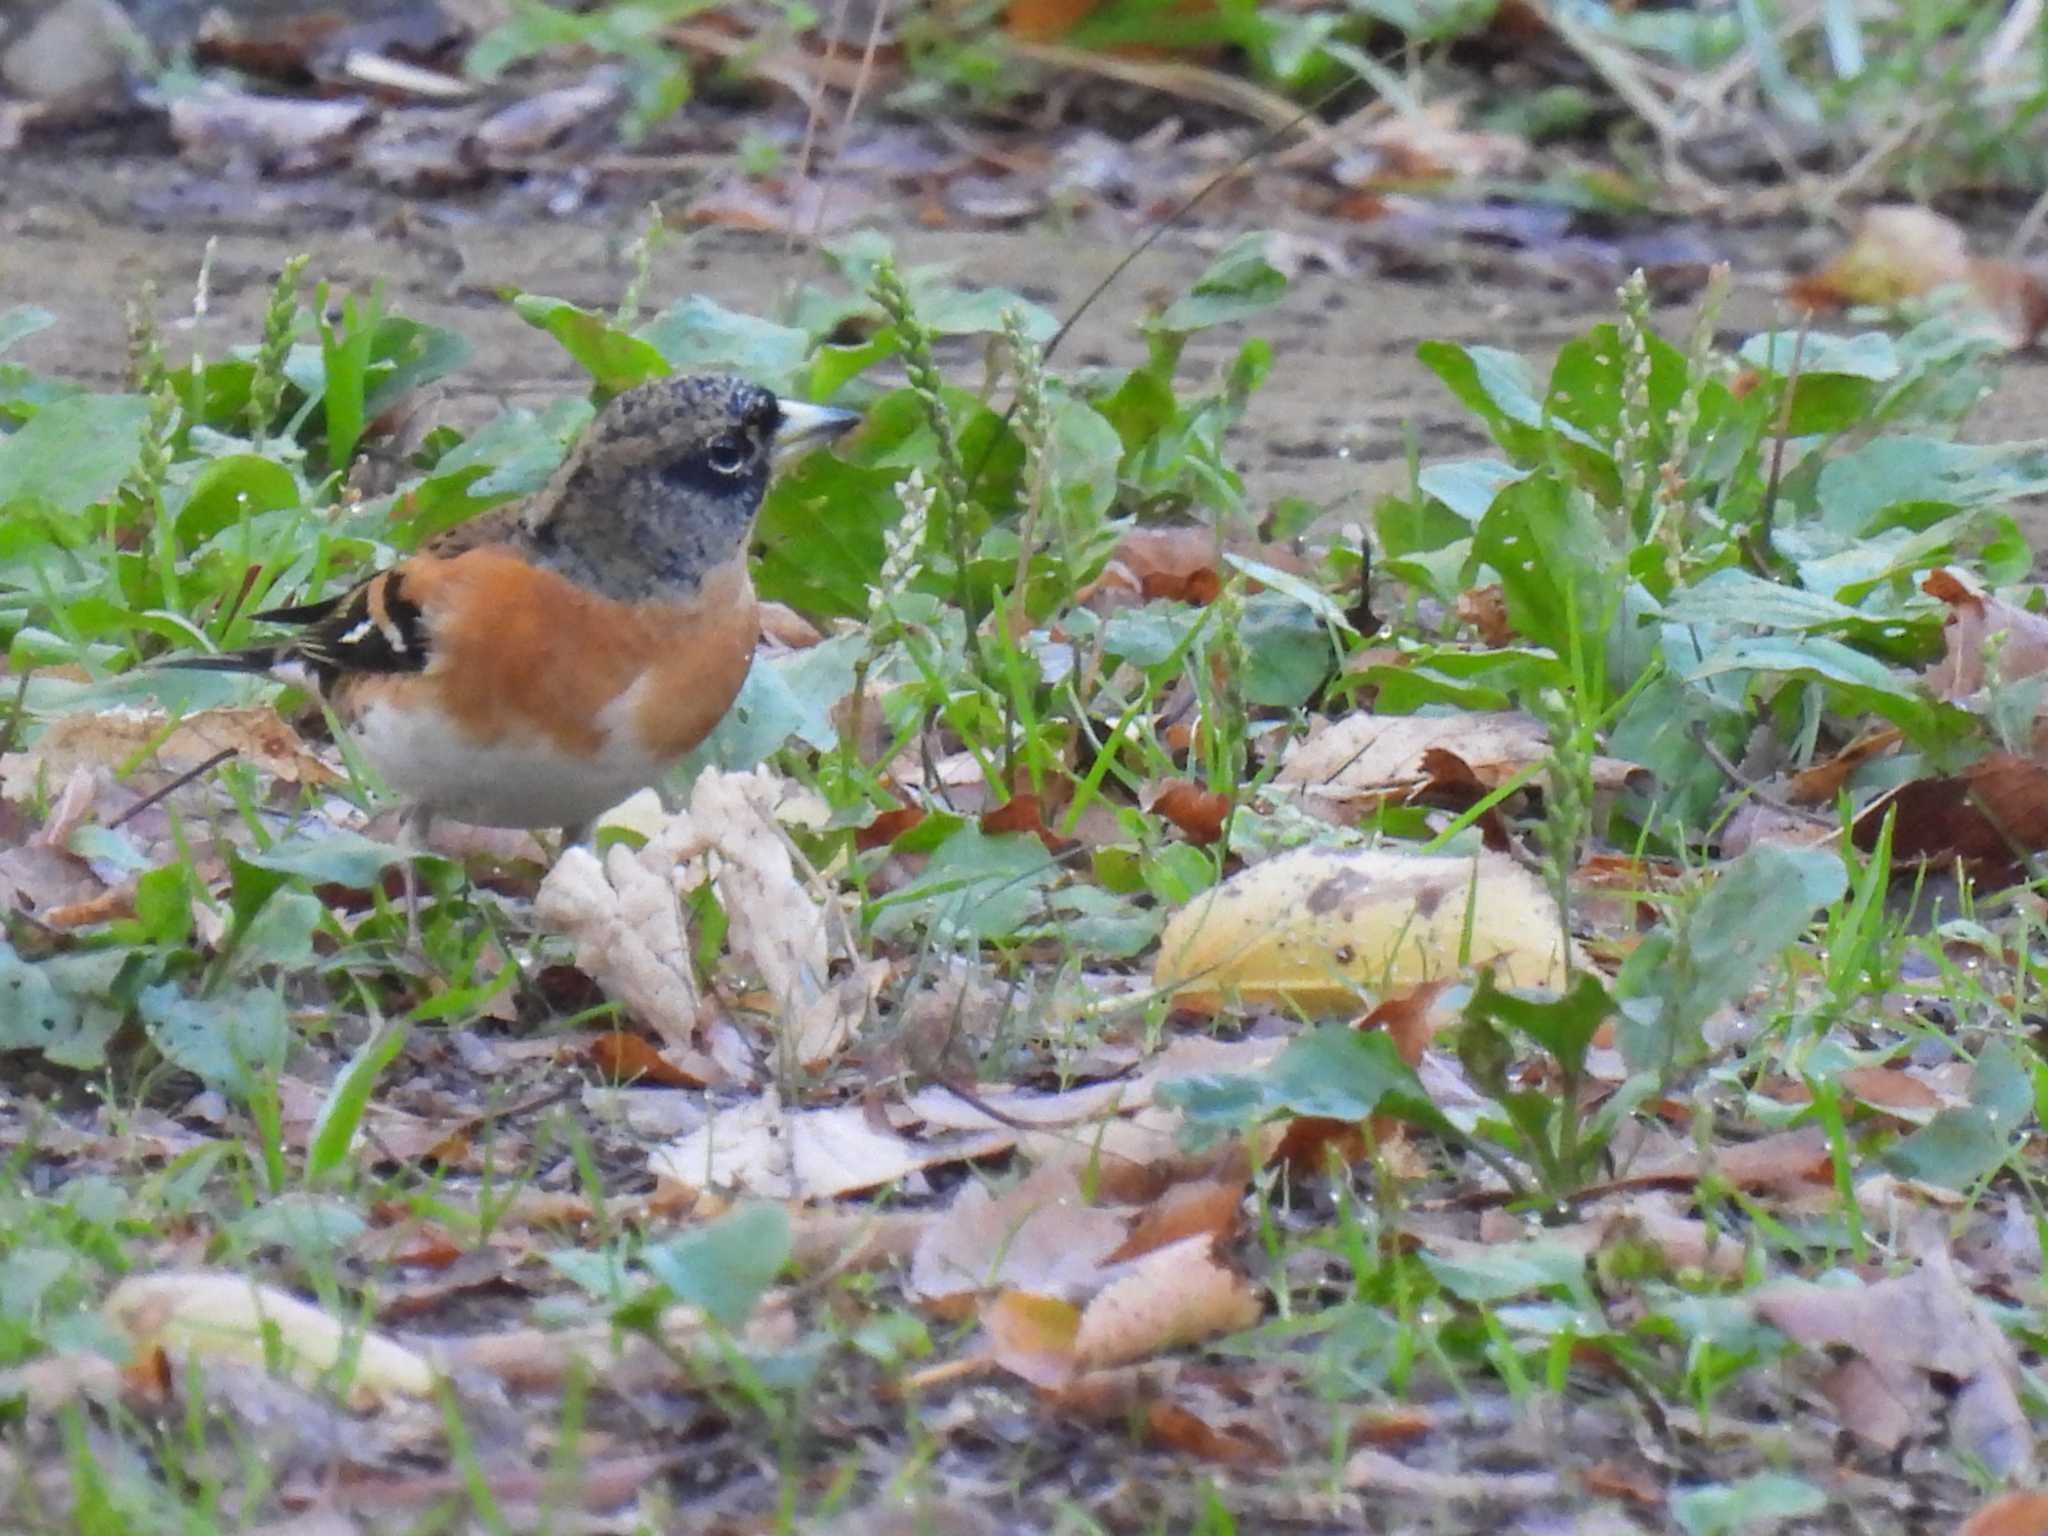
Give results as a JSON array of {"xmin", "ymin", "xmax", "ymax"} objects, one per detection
[{"xmin": 405, "ymin": 548, "xmax": 761, "ymax": 763}]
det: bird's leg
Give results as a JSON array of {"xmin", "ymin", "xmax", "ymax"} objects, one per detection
[
  {"xmin": 558, "ymin": 820, "xmax": 593, "ymax": 852},
  {"xmin": 401, "ymin": 804, "xmax": 434, "ymax": 953}
]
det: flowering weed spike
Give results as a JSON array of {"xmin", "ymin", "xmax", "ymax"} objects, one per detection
[{"xmin": 247, "ymin": 254, "xmax": 309, "ymax": 442}]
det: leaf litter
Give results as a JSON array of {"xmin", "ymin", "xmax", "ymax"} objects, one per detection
[{"xmin": 7, "ymin": 103, "xmax": 2048, "ymax": 1532}]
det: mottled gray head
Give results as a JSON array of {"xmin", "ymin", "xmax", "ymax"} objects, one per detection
[{"xmin": 524, "ymin": 373, "xmax": 859, "ymax": 602}]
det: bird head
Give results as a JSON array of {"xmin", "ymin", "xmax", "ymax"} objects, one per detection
[{"xmin": 525, "ymin": 373, "xmax": 861, "ymax": 602}]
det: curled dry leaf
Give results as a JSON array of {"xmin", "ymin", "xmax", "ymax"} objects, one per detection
[
  {"xmin": 1276, "ymin": 710, "xmax": 1645, "ymax": 813},
  {"xmin": 1925, "ymin": 567, "xmax": 2048, "ymax": 702},
  {"xmin": 537, "ymin": 768, "xmax": 867, "ymax": 1071},
  {"xmin": 1154, "ymin": 846, "xmax": 1582, "ymax": 1013},
  {"xmin": 1754, "ymin": 1247, "xmax": 2032, "ymax": 1474},
  {"xmin": 651, "ymin": 1092, "xmax": 1013, "ymax": 1202},
  {"xmin": 0, "ymin": 705, "xmax": 338, "ymax": 803},
  {"xmin": 103, "ymin": 1271, "xmax": 434, "ymax": 1410},
  {"xmin": 168, "ymin": 85, "xmax": 374, "ymax": 174},
  {"xmin": 1787, "ymin": 205, "xmax": 2048, "ymax": 351},
  {"xmin": 1142, "ymin": 779, "xmax": 1232, "ymax": 845},
  {"xmin": 1072, "ymin": 1235, "xmax": 1261, "ymax": 1370}
]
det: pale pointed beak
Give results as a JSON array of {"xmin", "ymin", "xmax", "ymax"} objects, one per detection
[{"xmin": 772, "ymin": 398, "xmax": 862, "ymax": 465}]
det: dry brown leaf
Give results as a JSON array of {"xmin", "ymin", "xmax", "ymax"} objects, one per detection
[
  {"xmin": 981, "ymin": 1290, "xmax": 1082, "ymax": 1388},
  {"xmin": 1754, "ymin": 1247, "xmax": 2032, "ymax": 1474},
  {"xmin": 1104, "ymin": 1176, "xmax": 1245, "ymax": 1263},
  {"xmin": 104, "ymin": 1272, "xmax": 433, "ymax": 1410},
  {"xmin": 1787, "ymin": 206, "xmax": 2048, "ymax": 350},
  {"xmin": 1142, "ymin": 779, "xmax": 1232, "ymax": 845},
  {"xmin": 1344, "ymin": 1447, "xmax": 1558, "ymax": 1500},
  {"xmin": 1083, "ymin": 526, "xmax": 1223, "ymax": 607},
  {"xmin": 1072, "ymin": 1235, "xmax": 1260, "ymax": 1370},
  {"xmin": 653, "ymin": 1093, "xmax": 1013, "ymax": 1201},
  {"xmin": 1143, "ymin": 1400, "xmax": 1282, "ymax": 1467},
  {"xmin": 1276, "ymin": 710, "xmax": 1644, "ymax": 812},
  {"xmin": 1925, "ymin": 567, "xmax": 2048, "ymax": 700},
  {"xmin": 168, "ymin": 85, "xmax": 372, "ymax": 174},
  {"xmin": 1960, "ymin": 1491, "xmax": 2048, "ymax": 1536},
  {"xmin": 586, "ymin": 1032, "xmax": 713, "ymax": 1089},
  {"xmin": 1784, "ymin": 726, "xmax": 1906, "ymax": 804},
  {"xmin": 910, "ymin": 1165, "xmax": 1131, "ymax": 1303},
  {"xmin": 1857, "ymin": 752, "xmax": 2048, "ymax": 884},
  {"xmin": 1155, "ymin": 846, "xmax": 1583, "ymax": 1013},
  {"xmin": 1, "ymin": 704, "xmax": 337, "ymax": 803},
  {"xmin": 1340, "ymin": 101, "xmax": 1530, "ymax": 184},
  {"xmin": 1454, "ymin": 583, "xmax": 1513, "ymax": 645}
]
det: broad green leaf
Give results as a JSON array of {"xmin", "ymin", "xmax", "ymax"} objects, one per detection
[
  {"xmin": 1239, "ymin": 591, "xmax": 1334, "ymax": 707},
  {"xmin": 1659, "ymin": 569, "xmax": 1861, "ymax": 631},
  {"xmin": 241, "ymin": 830, "xmax": 412, "ymax": 890},
  {"xmin": 1416, "ymin": 459, "xmax": 1530, "ymax": 522},
  {"xmin": 1421, "ymin": 1241, "xmax": 1589, "ymax": 1303},
  {"xmin": 0, "ymin": 393, "xmax": 149, "ymax": 514},
  {"xmin": 869, "ymin": 827, "xmax": 1060, "ymax": 943},
  {"xmin": 641, "ymin": 1203, "xmax": 791, "ymax": 1328},
  {"xmin": 674, "ymin": 632, "xmax": 862, "ymax": 777},
  {"xmin": 1881, "ymin": 1106, "xmax": 2007, "ymax": 1190},
  {"xmin": 1465, "ymin": 971, "xmax": 1612, "ymax": 1078},
  {"xmin": 1152, "ymin": 233, "xmax": 1289, "ymax": 333},
  {"xmin": 1684, "ymin": 634, "xmax": 1905, "ymax": 695},
  {"xmin": 638, "ymin": 296, "xmax": 811, "ymax": 390},
  {"xmin": 139, "ymin": 982, "xmax": 290, "ymax": 1096},
  {"xmin": 0, "ymin": 306, "xmax": 55, "ymax": 355},
  {"xmin": 1740, "ymin": 329, "xmax": 1898, "ymax": 380},
  {"xmin": 1672, "ymin": 1474, "xmax": 1825, "ymax": 1536},
  {"xmin": 1814, "ymin": 436, "xmax": 2048, "ymax": 536},
  {"xmin": 1472, "ymin": 475, "xmax": 1618, "ymax": 661},
  {"xmin": 513, "ymin": 294, "xmax": 669, "ymax": 393},
  {"xmin": 1615, "ymin": 845, "xmax": 1847, "ymax": 1071}
]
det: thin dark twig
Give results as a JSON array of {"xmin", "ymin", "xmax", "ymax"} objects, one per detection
[
  {"xmin": 0, "ymin": 669, "xmax": 30, "ymax": 758},
  {"xmin": 107, "ymin": 747, "xmax": 235, "ymax": 829},
  {"xmin": 1753, "ymin": 314, "xmax": 1809, "ymax": 569}
]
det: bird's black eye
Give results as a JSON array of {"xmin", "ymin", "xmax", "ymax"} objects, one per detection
[{"xmin": 705, "ymin": 434, "xmax": 750, "ymax": 477}]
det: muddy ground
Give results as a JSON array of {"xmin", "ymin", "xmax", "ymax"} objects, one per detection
[{"xmin": 5, "ymin": 149, "xmax": 2045, "ymax": 548}]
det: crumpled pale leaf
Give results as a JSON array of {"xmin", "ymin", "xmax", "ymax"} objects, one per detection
[
  {"xmin": 1924, "ymin": 567, "xmax": 2048, "ymax": 704},
  {"xmin": 910, "ymin": 1165, "xmax": 1133, "ymax": 1303},
  {"xmin": 1276, "ymin": 711, "xmax": 1645, "ymax": 811},
  {"xmin": 1, "ymin": 705, "xmax": 339, "ymax": 803},
  {"xmin": 1754, "ymin": 1245, "xmax": 2033, "ymax": 1476},
  {"xmin": 104, "ymin": 1271, "xmax": 434, "ymax": 1410},
  {"xmin": 535, "ymin": 767, "xmax": 868, "ymax": 1070},
  {"xmin": 650, "ymin": 1090, "xmax": 1013, "ymax": 1201},
  {"xmin": 1154, "ymin": 846, "xmax": 1582, "ymax": 1013},
  {"xmin": 535, "ymin": 841, "xmax": 701, "ymax": 1052}
]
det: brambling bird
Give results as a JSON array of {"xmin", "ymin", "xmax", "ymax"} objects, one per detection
[{"xmin": 167, "ymin": 373, "xmax": 860, "ymax": 850}]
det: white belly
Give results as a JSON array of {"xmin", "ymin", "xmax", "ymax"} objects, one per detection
[{"xmin": 345, "ymin": 689, "xmax": 665, "ymax": 832}]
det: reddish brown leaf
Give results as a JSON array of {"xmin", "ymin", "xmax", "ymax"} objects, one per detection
[
  {"xmin": 1144, "ymin": 780, "xmax": 1231, "ymax": 845},
  {"xmin": 1356, "ymin": 977, "xmax": 1457, "ymax": 1068},
  {"xmin": 1105, "ymin": 1176, "xmax": 1245, "ymax": 1264},
  {"xmin": 1788, "ymin": 206, "xmax": 2048, "ymax": 350},
  {"xmin": 1581, "ymin": 1461, "xmax": 1663, "ymax": 1507},
  {"xmin": 1144, "ymin": 1400, "xmax": 1281, "ymax": 1466},
  {"xmin": 1267, "ymin": 1115, "xmax": 1369, "ymax": 1173},
  {"xmin": 856, "ymin": 805, "xmax": 927, "ymax": 852},
  {"xmin": 1960, "ymin": 1492, "xmax": 2048, "ymax": 1536},
  {"xmin": 1784, "ymin": 727, "xmax": 1906, "ymax": 804},
  {"xmin": 1455, "ymin": 583, "xmax": 1513, "ymax": 645},
  {"xmin": 586, "ymin": 1032, "xmax": 710, "ymax": 1089},
  {"xmin": 981, "ymin": 792, "xmax": 1073, "ymax": 852},
  {"xmin": 1858, "ymin": 752, "xmax": 2048, "ymax": 884},
  {"xmin": 983, "ymin": 1291, "xmax": 1081, "ymax": 1388},
  {"xmin": 1925, "ymin": 567, "xmax": 2048, "ymax": 700}
]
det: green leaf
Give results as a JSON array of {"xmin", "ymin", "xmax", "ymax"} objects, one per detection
[
  {"xmin": 0, "ymin": 393, "xmax": 150, "ymax": 514},
  {"xmin": 1465, "ymin": 971, "xmax": 1612, "ymax": 1078},
  {"xmin": 1812, "ymin": 436, "xmax": 2048, "ymax": 536},
  {"xmin": 637, "ymin": 296, "xmax": 811, "ymax": 391},
  {"xmin": 139, "ymin": 982, "xmax": 290, "ymax": 1097},
  {"xmin": 513, "ymin": 294, "xmax": 670, "ymax": 394},
  {"xmin": 640, "ymin": 1203, "xmax": 791, "ymax": 1328},
  {"xmin": 1740, "ymin": 329, "xmax": 1898, "ymax": 380},
  {"xmin": 171, "ymin": 454, "xmax": 303, "ymax": 544},
  {"xmin": 1239, "ymin": 591, "xmax": 1334, "ymax": 708},
  {"xmin": 673, "ymin": 632, "xmax": 862, "ymax": 777},
  {"xmin": 1684, "ymin": 634, "xmax": 1906, "ymax": 696},
  {"xmin": 1881, "ymin": 1106, "xmax": 2008, "ymax": 1190},
  {"xmin": 1672, "ymin": 1473, "xmax": 1825, "ymax": 1536},
  {"xmin": 308, "ymin": 1022, "xmax": 411, "ymax": 1182},
  {"xmin": 1422, "ymin": 1241, "xmax": 1589, "ymax": 1303},
  {"xmin": 241, "ymin": 830, "xmax": 411, "ymax": 890},
  {"xmin": 869, "ymin": 826, "xmax": 1060, "ymax": 943},
  {"xmin": 1659, "ymin": 569, "xmax": 1861, "ymax": 631},
  {"xmin": 1152, "ymin": 233, "xmax": 1290, "ymax": 333},
  {"xmin": 1417, "ymin": 459, "xmax": 1530, "ymax": 522},
  {"xmin": 753, "ymin": 452, "xmax": 904, "ymax": 618},
  {"xmin": 0, "ymin": 306, "xmax": 55, "ymax": 355},
  {"xmin": 1419, "ymin": 340, "xmax": 1599, "ymax": 454},
  {"xmin": 1615, "ymin": 845, "xmax": 1847, "ymax": 1072},
  {"xmin": 1472, "ymin": 475, "xmax": 1618, "ymax": 662}
]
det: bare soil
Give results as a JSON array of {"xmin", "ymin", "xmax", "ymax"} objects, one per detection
[{"xmin": 7, "ymin": 149, "xmax": 2045, "ymax": 548}]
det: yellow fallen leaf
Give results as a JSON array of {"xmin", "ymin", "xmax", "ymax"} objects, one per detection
[
  {"xmin": 103, "ymin": 1270, "xmax": 434, "ymax": 1409},
  {"xmin": 1153, "ymin": 846, "xmax": 1580, "ymax": 1013}
]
